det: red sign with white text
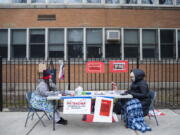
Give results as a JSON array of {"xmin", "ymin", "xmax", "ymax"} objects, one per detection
[
  {"xmin": 109, "ymin": 61, "xmax": 128, "ymax": 73},
  {"xmin": 86, "ymin": 61, "xmax": 105, "ymax": 73},
  {"xmin": 99, "ymin": 100, "xmax": 112, "ymax": 116}
]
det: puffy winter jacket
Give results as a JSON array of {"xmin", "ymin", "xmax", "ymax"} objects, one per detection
[{"xmin": 127, "ymin": 69, "xmax": 151, "ymax": 116}]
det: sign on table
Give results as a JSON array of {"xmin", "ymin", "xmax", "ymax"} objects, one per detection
[
  {"xmin": 63, "ymin": 97, "xmax": 91, "ymax": 114},
  {"xmin": 93, "ymin": 97, "xmax": 114, "ymax": 123}
]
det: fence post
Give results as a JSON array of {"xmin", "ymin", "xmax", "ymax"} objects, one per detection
[
  {"xmin": 68, "ymin": 57, "xmax": 70, "ymax": 90},
  {"xmin": 137, "ymin": 57, "xmax": 139, "ymax": 69},
  {"xmin": 0, "ymin": 56, "xmax": 2, "ymax": 111}
]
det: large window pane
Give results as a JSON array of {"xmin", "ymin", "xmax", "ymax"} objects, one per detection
[
  {"xmin": 48, "ymin": 29, "xmax": 64, "ymax": 58},
  {"xmin": 124, "ymin": 29, "xmax": 139, "ymax": 58},
  {"xmin": 67, "ymin": 29, "xmax": 83, "ymax": 58},
  {"xmin": 11, "ymin": 30, "xmax": 26, "ymax": 58},
  {"xmin": 87, "ymin": 29, "xmax": 102, "ymax": 58},
  {"xmin": 0, "ymin": 0, "xmax": 11, "ymax": 3},
  {"xmin": 30, "ymin": 29, "xmax": 45, "ymax": 58},
  {"xmin": 177, "ymin": 0, "xmax": 180, "ymax": 4},
  {"xmin": 0, "ymin": 29, "xmax": 8, "ymax": 58},
  {"xmin": 159, "ymin": 0, "xmax": 173, "ymax": 5},
  {"xmin": 160, "ymin": 30, "xmax": 175, "ymax": 58},
  {"xmin": 12, "ymin": 0, "xmax": 27, "ymax": 3},
  {"xmin": 105, "ymin": 29, "xmax": 121, "ymax": 58},
  {"xmin": 125, "ymin": 0, "xmax": 137, "ymax": 4},
  {"xmin": 106, "ymin": 0, "xmax": 119, "ymax": 4},
  {"xmin": 68, "ymin": 0, "xmax": 82, "ymax": 3},
  {"xmin": 142, "ymin": 0, "xmax": 154, "ymax": 4},
  {"xmin": 87, "ymin": 0, "xmax": 101, "ymax": 3},
  {"xmin": 31, "ymin": 0, "xmax": 45, "ymax": 3},
  {"xmin": 49, "ymin": 0, "xmax": 64, "ymax": 3},
  {"xmin": 142, "ymin": 30, "xmax": 158, "ymax": 58}
]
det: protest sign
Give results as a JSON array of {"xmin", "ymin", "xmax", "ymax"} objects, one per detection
[
  {"xmin": 109, "ymin": 60, "xmax": 128, "ymax": 73},
  {"xmin": 63, "ymin": 97, "xmax": 91, "ymax": 114},
  {"xmin": 93, "ymin": 97, "xmax": 113, "ymax": 123},
  {"xmin": 86, "ymin": 61, "xmax": 105, "ymax": 73}
]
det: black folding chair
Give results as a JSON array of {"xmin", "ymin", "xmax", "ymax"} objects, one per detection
[
  {"xmin": 24, "ymin": 91, "xmax": 50, "ymax": 135},
  {"xmin": 147, "ymin": 90, "xmax": 159, "ymax": 126}
]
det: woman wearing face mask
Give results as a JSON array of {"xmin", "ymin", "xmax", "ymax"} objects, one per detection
[
  {"xmin": 126, "ymin": 69, "xmax": 151, "ymax": 116},
  {"xmin": 113, "ymin": 69, "xmax": 151, "ymax": 132},
  {"xmin": 30, "ymin": 69, "xmax": 68, "ymax": 125}
]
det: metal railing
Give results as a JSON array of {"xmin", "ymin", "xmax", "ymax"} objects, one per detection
[{"xmin": 0, "ymin": 57, "xmax": 180, "ymax": 110}]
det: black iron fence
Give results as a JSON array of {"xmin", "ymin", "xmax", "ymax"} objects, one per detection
[{"xmin": 0, "ymin": 57, "xmax": 180, "ymax": 111}]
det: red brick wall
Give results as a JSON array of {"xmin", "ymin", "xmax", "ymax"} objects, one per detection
[{"xmin": 0, "ymin": 8, "xmax": 180, "ymax": 28}]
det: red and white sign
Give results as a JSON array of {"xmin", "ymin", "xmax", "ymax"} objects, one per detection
[
  {"xmin": 93, "ymin": 97, "xmax": 113, "ymax": 123},
  {"xmin": 86, "ymin": 61, "xmax": 105, "ymax": 73},
  {"xmin": 109, "ymin": 60, "xmax": 128, "ymax": 73},
  {"xmin": 63, "ymin": 97, "xmax": 91, "ymax": 114}
]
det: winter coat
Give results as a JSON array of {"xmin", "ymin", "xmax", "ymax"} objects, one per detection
[
  {"xmin": 34, "ymin": 79, "xmax": 57, "ymax": 97},
  {"xmin": 127, "ymin": 69, "xmax": 151, "ymax": 116}
]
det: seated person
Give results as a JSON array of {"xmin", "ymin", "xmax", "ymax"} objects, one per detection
[
  {"xmin": 126, "ymin": 69, "xmax": 151, "ymax": 116},
  {"xmin": 114, "ymin": 69, "xmax": 151, "ymax": 132},
  {"xmin": 114, "ymin": 69, "xmax": 151, "ymax": 116},
  {"xmin": 30, "ymin": 69, "xmax": 67, "ymax": 125}
]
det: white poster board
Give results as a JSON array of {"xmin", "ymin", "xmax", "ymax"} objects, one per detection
[
  {"xmin": 39, "ymin": 63, "xmax": 46, "ymax": 72},
  {"xmin": 93, "ymin": 97, "xmax": 114, "ymax": 123},
  {"xmin": 63, "ymin": 97, "xmax": 91, "ymax": 114}
]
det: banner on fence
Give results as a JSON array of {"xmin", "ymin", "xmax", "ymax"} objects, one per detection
[
  {"xmin": 39, "ymin": 63, "xmax": 47, "ymax": 72},
  {"xmin": 58, "ymin": 60, "xmax": 64, "ymax": 80},
  {"xmin": 63, "ymin": 97, "xmax": 91, "ymax": 114},
  {"xmin": 109, "ymin": 60, "xmax": 128, "ymax": 72},
  {"xmin": 86, "ymin": 61, "xmax": 105, "ymax": 73},
  {"xmin": 93, "ymin": 97, "xmax": 113, "ymax": 123}
]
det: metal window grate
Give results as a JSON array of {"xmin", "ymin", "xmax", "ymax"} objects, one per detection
[{"xmin": 37, "ymin": 15, "xmax": 56, "ymax": 21}]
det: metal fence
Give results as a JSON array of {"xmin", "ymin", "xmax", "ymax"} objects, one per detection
[{"xmin": 0, "ymin": 57, "xmax": 180, "ymax": 111}]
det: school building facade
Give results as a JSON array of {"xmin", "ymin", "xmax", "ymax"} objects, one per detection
[
  {"xmin": 0, "ymin": 0, "xmax": 180, "ymax": 109},
  {"xmin": 0, "ymin": 0, "xmax": 180, "ymax": 60}
]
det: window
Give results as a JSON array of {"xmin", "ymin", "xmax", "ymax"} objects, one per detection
[
  {"xmin": 48, "ymin": 29, "xmax": 64, "ymax": 58},
  {"xmin": 87, "ymin": 0, "xmax": 101, "ymax": 3},
  {"xmin": 30, "ymin": 29, "xmax": 45, "ymax": 58},
  {"xmin": 159, "ymin": 0, "xmax": 173, "ymax": 5},
  {"xmin": 0, "ymin": 29, "xmax": 8, "ymax": 58},
  {"xmin": 178, "ymin": 31, "xmax": 180, "ymax": 58},
  {"xmin": 31, "ymin": 0, "xmax": 45, "ymax": 3},
  {"xmin": 87, "ymin": 29, "xmax": 102, "ymax": 58},
  {"xmin": 125, "ymin": 0, "xmax": 137, "ymax": 4},
  {"xmin": 142, "ymin": 0, "xmax": 154, "ymax": 4},
  {"xmin": 11, "ymin": 29, "xmax": 26, "ymax": 58},
  {"xmin": 106, "ymin": 0, "xmax": 119, "ymax": 4},
  {"xmin": 49, "ymin": 0, "xmax": 64, "ymax": 3},
  {"xmin": 12, "ymin": 0, "xmax": 27, "ymax": 3},
  {"xmin": 160, "ymin": 30, "xmax": 175, "ymax": 58},
  {"xmin": 142, "ymin": 30, "xmax": 158, "ymax": 58},
  {"xmin": 68, "ymin": 0, "xmax": 82, "ymax": 3},
  {"xmin": 124, "ymin": 29, "xmax": 139, "ymax": 58},
  {"xmin": 0, "ymin": 0, "xmax": 10, "ymax": 3},
  {"xmin": 67, "ymin": 29, "xmax": 83, "ymax": 58},
  {"xmin": 105, "ymin": 29, "xmax": 121, "ymax": 58},
  {"xmin": 177, "ymin": 0, "xmax": 180, "ymax": 5}
]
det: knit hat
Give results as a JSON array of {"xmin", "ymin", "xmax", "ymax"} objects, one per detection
[{"xmin": 42, "ymin": 69, "xmax": 52, "ymax": 80}]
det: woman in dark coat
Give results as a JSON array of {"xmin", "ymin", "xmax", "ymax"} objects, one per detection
[{"xmin": 126, "ymin": 69, "xmax": 151, "ymax": 116}]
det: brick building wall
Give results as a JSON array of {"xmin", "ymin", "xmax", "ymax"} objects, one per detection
[{"xmin": 0, "ymin": 8, "xmax": 180, "ymax": 28}]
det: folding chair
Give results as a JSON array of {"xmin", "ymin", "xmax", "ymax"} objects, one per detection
[
  {"xmin": 147, "ymin": 90, "xmax": 159, "ymax": 126},
  {"xmin": 24, "ymin": 91, "xmax": 50, "ymax": 135}
]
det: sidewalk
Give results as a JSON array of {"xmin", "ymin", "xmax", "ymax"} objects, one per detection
[{"xmin": 0, "ymin": 109, "xmax": 180, "ymax": 135}]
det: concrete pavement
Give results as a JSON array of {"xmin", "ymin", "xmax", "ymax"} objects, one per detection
[{"xmin": 0, "ymin": 109, "xmax": 180, "ymax": 135}]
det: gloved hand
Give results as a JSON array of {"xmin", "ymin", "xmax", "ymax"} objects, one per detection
[{"xmin": 125, "ymin": 90, "xmax": 131, "ymax": 94}]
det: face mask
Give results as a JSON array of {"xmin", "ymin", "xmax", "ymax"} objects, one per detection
[{"xmin": 130, "ymin": 72, "xmax": 135, "ymax": 82}]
